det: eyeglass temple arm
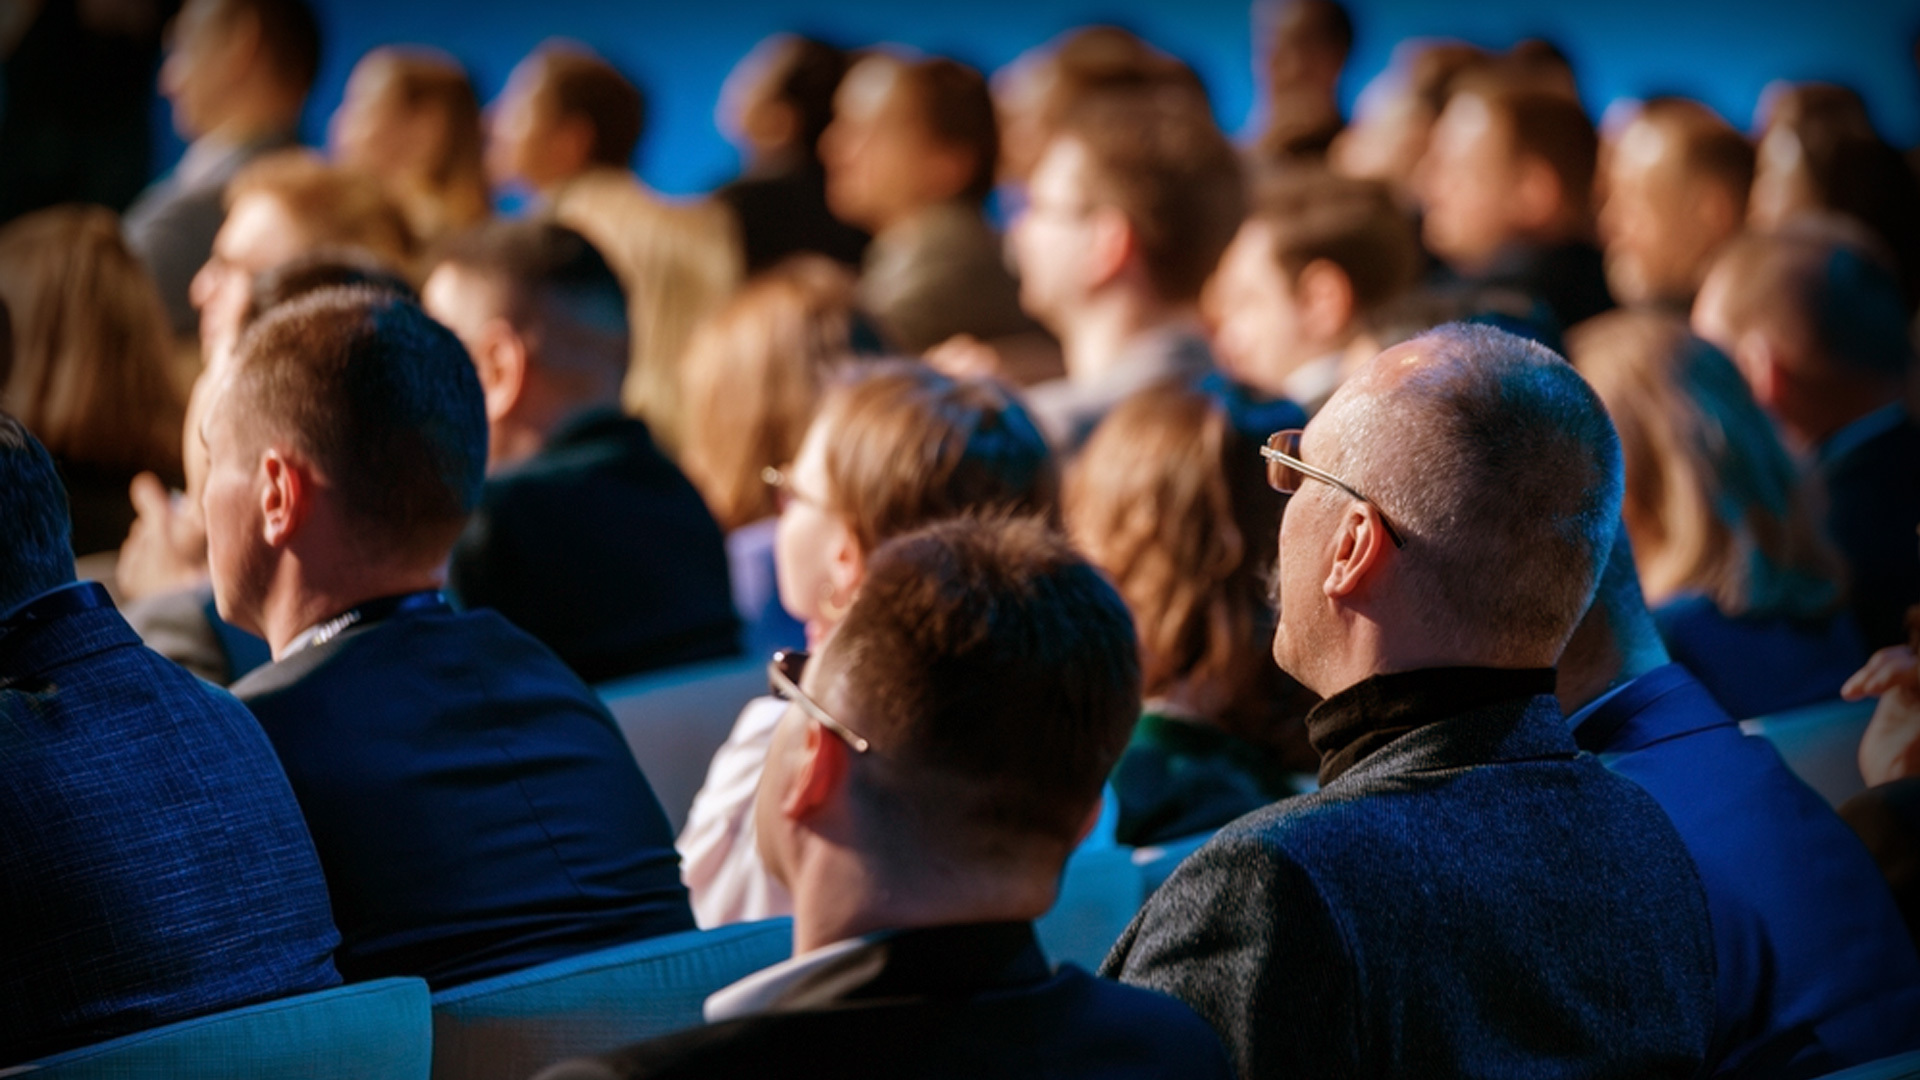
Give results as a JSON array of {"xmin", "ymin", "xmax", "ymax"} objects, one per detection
[{"xmin": 1260, "ymin": 446, "xmax": 1407, "ymax": 549}]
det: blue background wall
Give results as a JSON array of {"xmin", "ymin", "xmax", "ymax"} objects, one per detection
[{"xmin": 160, "ymin": 0, "xmax": 1920, "ymax": 197}]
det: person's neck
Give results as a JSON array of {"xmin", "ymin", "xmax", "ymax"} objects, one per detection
[
  {"xmin": 1791, "ymin": 384, "xmax": 1904, "ymax": 455},
  {"xmin": 487, "ymin": 420, "xmax": 550, "ymax": 473},
  {"xmin": 786, "ymin": 844, "xmax": 1055, "ymax": 955},
  {"xmin": 259, "ymin": 561, "xmax": 446, "ymax": 659},
  {"xmin": 1059, "ymin": 293, "xmax": 1199, "ymax": 385},
  {"xmin": 1556, "ymin": 611, "xmax": 1667, "ymax": 718},
  {"xmin": 202, "ymin": 92, "xmax": 300, "ymax": 148}
]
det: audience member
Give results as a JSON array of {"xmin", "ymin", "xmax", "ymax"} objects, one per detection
[
  {"xmin": 679, "ymin": 363, "xmax": 1056, "ymax": 927},
  {"xmin": 126, "ymin": 0, "xmax": 319, "ymax": 335},
  {"xmin": 820, "ymin": 52, "xmax": 1039, "ymax": 355},
  {"xmin": 0, "ymin": 205, "xmax": 188, "ymax": 557},
  {"xmin": 538, "ymin": 518, "xmax": 1233, "ymax": 1080},
  {"xmin": 423, "ymin": 221, "xmax": 739, "ymax": 683},
  {"xmin": 1329, "ymin": 38, "xmax": 1490, "ymax": 199},
  {"xmin": 1557, "ymin": 526, "xmax": 1920, "ymax": 1074},
  {"xmin": 202, "ymin": 288, "xmax": 694, "ymax": 987},
  {"xmin": 1250, "ymin": 0, "xmax": 1351, "ymax": 164},
  {"xmin": 1693, "ymin": 224, "xmax": 1920, "ymax": 649},
  {"xmin": 486, "ymin": 40, "xmax": 646, "ymax": 205},
  {"xmin": 1104, "ymin": 324, "xmax": 1716, "ymax": 1078},
  {"xmin": 1840, "ymin": 602, "xmax": 1920, "ymax": 946},
  {"xmin": 1, "ymin": 411, "xmax": 340, "ymax": 1065},
  {"xmin": 1599, "ymin": 98, "xmax": 1755, "ymax": 311},
  {"xmin": 1570, "ymin": 310, "xmax": 1862, "ymax": 717},
  {"xmin": 1417, "ymin": 81, "xmax": 1615, "ymax": 332},
  {"xmin": 1209, "ymin": 169, "xmax": 1421, "ymax": 413},
  {"xmin": 713, "ymin": 34, "xmax": 869, "ymax": 273},
  {"xmin": 328, "ymin": 46, "xmax": 491, "ymax": 247},
  {"xmin": 679, "ymin": 256, "xmax": 870, "ymax": 656},
  {"xmin": 1065, "ymin": 385, "xmax": 1318, "ymax": 845},
  {"xmin": 1012, "ymin": 84, "xmax": 1245, "ymax": 450}
]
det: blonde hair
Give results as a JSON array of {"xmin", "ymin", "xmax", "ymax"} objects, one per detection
[
  {"xmin": 0, "ymin": 205, "xmax": 186, "ymax": 479},
  {"xmin": 228, "ymin": 150, "xmax": 419, "ymax": 272},
  {"xmin": 679, "ymin": 257, "xmax": 860, "ymax": 531},
  {"xmin": 1569, "ymin": 309, "xmax": 1845, "ymax": 619},
  {"xmin": 342, "ymin": 47, "xmax": 491, "ymax": 245}
]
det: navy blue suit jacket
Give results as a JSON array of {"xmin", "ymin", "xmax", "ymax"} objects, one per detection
[
  {"xmin": 1574, "ymin": 663, "xmax": 1920, "ymax": 1075},
  {"xmin": 232, "ymin": 600, "xmax": 696, "ymax": 989},
  {"xmin": 449, "ymin": 408, "xmax": 740, "ymax": 685},
  {"xmin": 1, "ymin": 584, "xmax": 340, "ymax": 1064}
]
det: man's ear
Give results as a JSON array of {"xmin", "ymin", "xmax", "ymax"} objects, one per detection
[
  {"xmin": 1511, "ymin": 155, "xmax": 1567, "ymax": 233},
  {"xmin": 781, "ymin": 718, "xmax": 851, "ymax": 823},
  {"xmin": 1732, "ymin": 329, "xmax": 1782, "ymax": 409},
  {"xmin": 471, "ymin": 318, "xmax": 530, "ymax": 424},
  {"xmin": 1323, "ymin": 499, "xmax": 1392, "ymax": 601},
  {"xmin": 258, "ymin": 447, "xmax": 312, "ymax": 550},
  {"xmin": 1084, "ymin": 206, "xmax": 1136, "ymax": 291},
  {"xmin": 1295, "ymin": 259, "xmax": 1357, "ymax": 347}
]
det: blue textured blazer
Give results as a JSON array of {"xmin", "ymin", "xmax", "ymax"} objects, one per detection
[
  {"xmin": 0, "ymin": 584, "xmax": 341, "ymax": 1065},
  {"xmin": 231, "ymin": 599, "xmax": 697, "ymax": 989},
  {"xmin": 1575, "ymin": 663, "xmax": 1920, "ymax": 1075}
]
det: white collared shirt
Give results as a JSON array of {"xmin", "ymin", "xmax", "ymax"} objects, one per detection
[{"xmin": 702, "ymin": 934, "xmax": 879, "ymax": 1022}]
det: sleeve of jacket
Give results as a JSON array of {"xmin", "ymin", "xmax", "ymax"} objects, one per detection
[{"xmin": 1099, "ymin": 828, "xmax": 1361, "ymax": 1080}]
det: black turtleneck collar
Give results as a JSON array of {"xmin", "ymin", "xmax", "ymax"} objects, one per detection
[{"xmin": 1306, "ymin": 666, "xmax": 1558, "ymax": 786}]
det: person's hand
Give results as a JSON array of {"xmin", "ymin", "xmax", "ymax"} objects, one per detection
[
  {"xmin": 924, "ymin": 334, "xmax": 1005, "ymax": 380},
  {"xmin": 116, "ymin": 472, "xmax": 209, "ymax": 602},
  {"xmin": 1849, "ymin": 643, "xmax": 1920, "ymax": 787}
]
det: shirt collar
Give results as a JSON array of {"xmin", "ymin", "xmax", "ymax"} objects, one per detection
[
  {"xmin": 0, "ymin": 580, "xmax": 90, "ymax": 624},
  {"xmin": 1307, "ymin": 666, "xmax": 1559, "ymax": 786},
  {"xmin": 1818, "ymin": 402, "xmax": 1907, "ymax": 467},
  {"xmin": 703, "ymin": 934, "xmax": 880, "ymax": 1023},
  {"xmin": 1565, "ymin": 678, "xmax": 1634, "ymax": 730}
]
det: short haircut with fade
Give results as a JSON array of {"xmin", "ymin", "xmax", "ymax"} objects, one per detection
[
  {"xmin": 228, "ymin": 288, "xmax": 487, "ymax": 564},
  {"xmin": 533, "ymin": 42, "xmax": 647, "ymax": 168},
  {"xmin": 1057, "ymin": 85, "xmax": 1247, "ymax": 302},
  {"xmin": 898, "ymin": 56, "xmax": 1000, "ymax": 205},
  {"xmin": 1250, "ymin": 169, "xmax": 1420, "ymax": 312},
  {"xmin": 0, "ymin": 412, "xmax": 76, "ymax": 613},
  {"xmin": 818, "ymin": 515, "xmax": 1141, "ymax": 858},
  {"xmin": 816, "ymin": 362, "xmax": 1058, "ymax": 555},
  {"xmin": 1328, "ymin": 323, "xmax": 1623, "ymax": 661},
  {"xmin": 243, "ymin": 247, "xmax": 418, "ymax": 334},
  {"xmin": 207, "ymin": 0, "xmax": 322, "ymax": 96},
  {"xmin": 1708, "ymin": 222, "xmax": 1913, "ymax": 381},
  {"xmin": 226, "ymin": 152, "xmax": 418, "ymax": 269},
  {"xmin": 429, "ymin": 221, "xmax": 630, "ymax": 387},
  {"xmin": 1636, "ymin": 98, "xmax": 1755, "ymax": 217},
  {"xmin": 1473, "ymin": 85, "xmax": 1598, "ymax": 217}
]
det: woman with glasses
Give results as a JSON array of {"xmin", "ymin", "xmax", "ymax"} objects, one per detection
[
  {"xmin": 678, "ymin": 361, "xmax": 1056, "ymax": 928},
  {"xmin": 1065, "ymin": 384, "xmax": 1320, "ymax": 847}
]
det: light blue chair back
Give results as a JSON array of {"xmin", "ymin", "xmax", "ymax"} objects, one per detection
[
  {"xmin": 596, "ymin": 656, "xmax": 766, "ymax": 833},
  {"xmin": 1739, "ymin": 697, "xmax": 1875, "ymax": 808},
  {"xmin": 1036, "ymin": 843, "xmax": 1145, "ymax": 971},
  {"xmin": 6, "ymin": 977, "xmax": 430, "ymax": 1079},
  {"xmin": 1811, "ymin": 1050, "xmax": 1920, "ymax": 1079},
  {"xmin": 429, "ymin": 918, "xmax": 792, "ymax": 1080}
]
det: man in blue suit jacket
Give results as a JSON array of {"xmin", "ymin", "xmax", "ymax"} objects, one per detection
[
  {"xmin": 1558, "ymin": 527, "xmax": 1920, "ymax": 1074},
  {"xmin": 200, "ymin": 288, "xmax": 694, "ymax": 989},
  {"xmin": 0, "ymin": 413, "xmax": 340, "ymax": 1065}
]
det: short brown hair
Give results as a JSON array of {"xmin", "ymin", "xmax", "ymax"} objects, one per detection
[
  {"xmin": 1636, "ymin": 98, "xmax": 1755, "ymax": 218},
  {"xmin": 349, "ymin": 47, "xmax": 490, "ymax": 240},
  {"xmin": 1057, "ymin": 85, "xmax": 1246, "ymax": 301},
  {"xmin": 816, "ymin": 363, "xmax": 1057, "ymax": 555},
  {"xmin": 534, "ymin": 42, "xmax": 647, "ymax": 168},
  {"xmin": 227, "ymin": 151, "xmax": 418, "ymax": 270},
  {"xmin": 897, "ymin": 56, "xmax": 999, "ymax": 204},
  {"xmin": 1251, "ymin": 169, "xmax": 1420, "ymax": 311},
  {"xmin": 819, "ymin": 515, "xmax": 1140, "ymax": 857},
  {"xmin": 229, "ymin": 288, "xmax": 487, "ymax": 563},
  {"xmin": 205, "ymin": 0, "xmax": 322, "ymax": 96},
  {"xmin": 1706, "ymin": 222, "xmax": 1913, "ymax": 381},
  {"xmin": 1468, "ymin": 84, "xmax": 1598, "ymax": 218}
]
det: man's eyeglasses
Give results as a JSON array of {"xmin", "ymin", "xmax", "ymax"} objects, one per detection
[
  {"xmin": 762, "ymin": 465, "xmax": 825, "ymax": 513},
  {"xmin": 768, "ymin": 649, "xmax": 871, "ymax": 753},
  {"xmin": 1259, "ymin": 429, "xmax": 1407, "ymax": 549}
]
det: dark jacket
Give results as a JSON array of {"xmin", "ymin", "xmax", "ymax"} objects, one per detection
[
  {"xmin": 449, "ymin": 408, "xmax": 740, "ymax": 685},
  {"xmin": 1473, "ymin": 238, "xmax": 1616, "ymax": 333},
  {"xmin": 232, "ymin": 596, "xmax": 695, "ymax": 989},
  {"xmin": 537, "ymin": 922, "xmax": 1233, "ymax": 1080},
  {"xmin": 1, "ymin": 583, "xmax": 340, "ymax": 1064},
  {"xmin": 715, "ymin": 158, "xmax": 869, "ymax": 274},
  {"xmin": 1652, "ymin": 593, "xmax": 1865, "ymax": 719},
  {"xmin": 1819, "ymin": 406, "xmax": 1920, "ymax": 651},
  {"xmin": 1103, "ymin": 667, "xmax": 1717, "ymax": 1080}
]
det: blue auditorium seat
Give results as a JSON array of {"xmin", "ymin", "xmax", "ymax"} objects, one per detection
[{"xmin": 1740, "ymin": 697, "xmax": 1876, "ymax": 808}]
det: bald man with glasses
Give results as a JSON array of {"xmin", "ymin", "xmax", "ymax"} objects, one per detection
[{"xmin": 1103, "ymin": 322, "xmax": 1718, "ymax": 1079}]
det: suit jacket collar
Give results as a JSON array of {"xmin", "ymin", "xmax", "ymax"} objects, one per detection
[
  {"xmin": 542, "ymin": 405, "xmax": 645, "ymax": 456},
  {"xmin": 759, "ymin": 922, "xmax": 1051, "ymax": 1015},
  {"xmin": 1569, "ymin": 662, "xmax": 1734, "ymax": 756},
  {"xmin": 0, "ymin": 583, "xmax": 136, "ymax": 687},
  {"xmin": 1309, "ymin": 666, "xmax": 1561, "ymax": 786}
]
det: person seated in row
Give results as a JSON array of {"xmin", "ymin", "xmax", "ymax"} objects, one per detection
[
  {"xmin": 328, "ymin": 45, "xmax": 492, "ymax": 247},
  {"xmin": 422, "ymin": 220, "xmax": 739, "ymax": 684},
  {"xmin": 1570, "ymin": 310, "xmax": 1863, "ymax": 717},
  {"xmin": 538, "ymin": 517, "xmax": 1234, "ymax": 1080},
  {"xmin": 1066, "ymin": 384, "xmax": 1320, "ymax": 845},
  {"xmin": 1208, "ymin": 168, "xmax": 1422, "ymax": 415},
  {"xmin": 1, "ymin": 411, "xmax": 339, "ymax": 1064},
  {"xmin": 1693, "ymin": 222, "xmax": 1920, "ymax": 650},
  {"xmin": 679, "ymin": 363, "xmax": 1056, "ymax": 928},
  {"xmin": 201, "ymin": 287, "xmax": 694, "ymax": 987},
  {"xmin": 1841, "ymin": 597, "xmax": 1920, "ymax": 947},
  {"xmin": 1104, "ymin": 323, "xmax": 1718, "ymax": 1078},
  {"xmin": 1598, "ymin": 97, "xmax": 1754, "ymax": 314}
]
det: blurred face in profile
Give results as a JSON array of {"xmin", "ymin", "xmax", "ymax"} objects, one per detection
[
  {"xmin": 1210, "ymin": 219, "xmax": 1307, "ymax": 394},
  {"xmin": 1599, "ymin": 115, "xmax": 1736, "ymax": 307},
  {"xmin": 820, "ymin": 59, "xmax": 946, "ymax": 232},
  {"xmin": 160, "ymin": 0, "xmax": 244, "ymax": 140},
  {"xmin": 1747, "ymin": 126, "xmax": 1818, "ymax": 231},
  {"xmin": 190, "ymin": 192, "xmax": 309, "ymax": 369},
  {"xmin": 329, "ymin": 53, "xmax": 438, "ymax": 186},
  {"xmin": 1010, "ymin": 135, "xmax": 1099, "ymax": 329},
  {"xmin": 198, "ymin": 374, "xmax": 270, "ymax": 636},
  {"xmin": 1417, "ymin": 93, "xmax": 1522, "ymax": 269},
  {"xmin": 772, "ymin": 418, "xmax": 861, "ymax": 642},
  {"xmin": 486, "ymin": 56, "xmax": 571, "ymax": 192}
]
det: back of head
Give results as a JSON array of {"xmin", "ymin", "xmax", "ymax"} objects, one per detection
[
  {"xmin": 1252, "ymin": 168, "xmax": 1422, "ymax": 313},
  {"xmin": 681, "ymin": 256, "xmax": 861, "ymax": 531},
  {"xmin": 1791, "ymin": 130, "xmax": 1920, "ymax": 309},
  {"xmin": 0, "ymin": 412, "xmax": 77, "ymax": 614},
  {"xmin": 244, "ymin": 247, "xmax": 418, "ymax": 333},
  {"xmin": 1636, "ymin": 98, "xmax": 1755, "ymax": 216},
  {"xmin": 1057, "ymin": 85, "xmax": 1246, "ymax": 301},
  {"xmin": 1333, "ymin": 323, "xmax": 1623, "ymax": 662},
  {"xmin": 227, "ymin": 288, "xmax": 487, "ymax": 563},
  {"xmin": 228, "ymin": 151, "xmax": 419, "ymax": 270},
  {"xmin": 818, "ymin": 362, "xmax": 1057, "ymax": 554},
  {"xmin": 430, "ymin": 219, "xmax": 630, "ymax": 387},
  {"xmin": 819, "ymin": 515, "xmax": 1140, "ymax": 865},
  {"xmin": 752, "ymin": 35, "xmax": 850, "ymax": 158},
  {"xmin": 1569, "ymin": 309, "xmax": 1843, "ymax": 619},
  {"xmin": 359, "ymin": 47, "xmax": 489, "ymax": 234},
  {"xmin": 995, "ymin": 26, "xmax": 1202, "ymax": 184},
  {"xmin": 0, "ymin": 204, "xmax": 185, "ymax": 478},
  {"xmin": 534, "ymin": 43, "xmax": 647, "ymax": 169},
  {"xmin": 207, "ymin": 0, "xmax": 323, "ymax": 98},
  {"xmin": 1476, "ymin": 83, "xmax": 1598, "ymax": 223},
  {"xmin": 899, "ymin": 56, "xmax": 1000, "ymax": 205}
]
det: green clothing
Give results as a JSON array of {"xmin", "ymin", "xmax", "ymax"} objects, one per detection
[{"xmin": 1111, "ymin": 712, "xmax": 1306, "ymax": 847}]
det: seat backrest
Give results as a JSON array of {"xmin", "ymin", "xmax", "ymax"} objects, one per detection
[
  {"xmin": 1739, "ymin": 697, "xmax": 1875, "ymax": 809},
  {"xmin": 1808, "ymin": 1049, "xmax": 1920, "ymax": 1079},
  {"xmin": 1133, "ymin": 830, "xmax": 1216, "ymax": 899},
  {"xmin": 1035, "ymin": 843, "xmax": 1145, "ymax": 971},
  {"xmin": 10, "ymin": 977, "xmax": 430, "ymax": 1079},
  {"xmin": 597, "ymin": 656, "xmax": 767, "ymax": 833},
  {"xmin": 428, "ymin": 918, "xmax": 792, "ymax": 1080}
]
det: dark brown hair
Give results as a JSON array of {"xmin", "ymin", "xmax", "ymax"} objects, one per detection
[
  {"xmin": 1482, "ymin": 85, "xmax": 1598, "ymax": 217},
  {"xmin": 1250, "ymin": 168, "xmax": 1420, "ymax": 311},
  {"xmin": 207, "ymin": 0, "xmax": 322, "ymax": 95},
  {"xmin": 900, "ymin": 57, "xmax": 999, "ymax": 205},
  {"xmin": 535, "ymin": 42, "xmax": 647, "ymax": 168}
]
